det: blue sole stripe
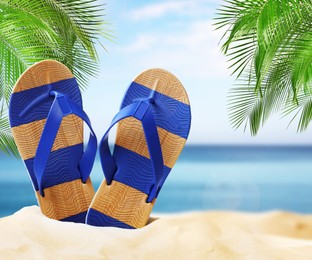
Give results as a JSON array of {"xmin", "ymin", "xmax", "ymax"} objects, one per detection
[
  {"xmin": 121, "ymin": 82, "xmax": 191, "ymax": 139},
  {"xmin": 24, "ymin": 143, "xmax": 83, "ymax": 191},
  {"xmin": 87, "ymin": 208, "xmax": 134, "ymax": 229},
  {"xmin": 9, "ymin": 78, "xmax": 81, "ymax": 127},
  {"xmin": 113, "ymin": 145, "xmax": 171, "ymax": 196},
  {"xmin": 61, "ymin": 211, "xmax": 87, "ymax": 223}
]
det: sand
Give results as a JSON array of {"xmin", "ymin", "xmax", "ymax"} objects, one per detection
[{"xmin": 1, "ymin": 206, "xmax": 312, "ymax": 259}]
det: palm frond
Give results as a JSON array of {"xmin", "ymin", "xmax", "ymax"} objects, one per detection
[
  {"xmin": 298, "ymin": 98, "xmax": 312, "ymax": 132},
  {"xmin": 0, "ymin": 0, "xmax": 111, "ymax": 155},
  {"xmin": 228, "ymin": 84, "xmax": 263, "ymax": 135},
  {"xmin": 0, "ymin": 114, "xmax": 18, "ymax": 156},
  {"xmin": 215, "ymin": 0, "xmax": 312, "ymax": 134},
  {"xmin": 282, "ymin": 87, "xmax": 312, "ymax": 131}
]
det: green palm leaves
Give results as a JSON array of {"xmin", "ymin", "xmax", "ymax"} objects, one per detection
[
  {"xmin": 0, "ymin": 0, "xmax": 110, "ymax": 155},
  {"xmin": 215, "ymin": 0, "xmax": 312, "ymax": 135}
]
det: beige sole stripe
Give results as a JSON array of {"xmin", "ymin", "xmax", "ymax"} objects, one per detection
[
  {"xmin": 36, "ymin": 178, "xmax": 95, "ymax": 220},
  {"xmin": 91, "ymin": 180, "xmax": 155, "ymax": 228},
  {"xmin": 115, "ymin": 117, "xmax": 186, "ymax": 169},
  {"xmin": 133, "ymin": 68, "xmax": 190, "ymax": 105},
  {"xmin": 13, "ymin": 60, "xmax": 74, "ymax": 93},
  {"xmin": 11, "ymin": 114, "xmax": 83, "ymax": 160}
]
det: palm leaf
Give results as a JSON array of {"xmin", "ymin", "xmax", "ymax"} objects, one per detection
[
  {"xmin": 228, "ymin": 81, "xmax": 263, "ymax": 135},
  {"xmin": 216, "ymin": 0, "xmax": 312, "ymax": 134},
  {"xmin": 0, "ymin": 0, "xmax": 111, "ymax": 155},
  {"xmin": 0, "ymin": 114, "xmax": 18, "ymax": 156},
  {"xmin": 298, "ymin": 98, "xmax": 312, "ymax": 132},
  {"xmin": 283, "ymin": 88, "xmax": 312, "ymax": 131}
]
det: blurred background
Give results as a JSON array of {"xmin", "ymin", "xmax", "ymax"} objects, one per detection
[{"xmin": 1, "ymin": 0, "xmax": 312, "ymax": 217}]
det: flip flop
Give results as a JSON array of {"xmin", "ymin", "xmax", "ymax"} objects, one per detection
[
  {"xmin": 86, "ymin": 68, "xmax": 191, "ymax": 228},
  {"xmin": 9, "ymin": 60, "xmax": 97, "ymax": 223}
]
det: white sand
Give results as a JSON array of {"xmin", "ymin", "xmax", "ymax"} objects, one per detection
[{"xmin": 1, "ymin": 206, "xmax": 312, "ymax": 259}]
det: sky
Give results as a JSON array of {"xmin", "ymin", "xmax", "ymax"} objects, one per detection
[{"xmin": 83, "ymin": 0, "xmax": 312, "ymax": 145}]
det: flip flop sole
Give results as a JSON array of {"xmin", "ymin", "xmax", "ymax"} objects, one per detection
[
  {"xmin": 87, "ymin": 68, "xmax": 191, "ymax": 228},
  {"xmin": 9, "ymin": 60, "xmax": 94, "ymax": 222}
]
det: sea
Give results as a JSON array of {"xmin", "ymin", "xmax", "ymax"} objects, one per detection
[{"xmin": 1, "ymin": 145, "xmax": 312, "ymax": 218}]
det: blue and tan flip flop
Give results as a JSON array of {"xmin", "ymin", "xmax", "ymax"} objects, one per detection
[
  {"xmin": 9, "ymin": 60, "xmax": 97, "ymax": 223},
  {"xmin": 86, "ymin": 68, "xmax": 191, "ymax": 228}
]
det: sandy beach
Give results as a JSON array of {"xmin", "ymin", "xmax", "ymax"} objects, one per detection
[{"xmin": 1, "ymin": 206, "xmax": 312, "ymax": 259}]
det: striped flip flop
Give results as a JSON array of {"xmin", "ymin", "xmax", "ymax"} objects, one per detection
[
  {"xmin": 86, "ymin": 68, "xmax": 191, "ymax": 228},
  {"xmin": 9, "ymin": 60, "xmax": 97, "ymax": 223}
]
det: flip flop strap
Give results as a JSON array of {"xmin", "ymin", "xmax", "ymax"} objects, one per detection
[
  {"xmin": 99, "ymin": 100, "xmax": 164, "ymax": 202},
  {"xmin": 34, "ymin": 91, "xmax": 97, "ymax": 196}
]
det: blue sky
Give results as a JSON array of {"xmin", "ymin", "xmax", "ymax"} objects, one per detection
[{"xmin": 83, "ymin": 0, "xmax": 312, "ymax": 145}]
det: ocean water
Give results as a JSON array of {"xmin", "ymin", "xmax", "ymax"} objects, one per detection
[{"xmin": 1, "ymin": 145, "xmax": 312, "ymax": 218}]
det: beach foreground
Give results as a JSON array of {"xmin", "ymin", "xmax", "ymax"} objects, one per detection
[{"xmin": 1, "ymin": 206, "xmax": 312, "ymax": 259}]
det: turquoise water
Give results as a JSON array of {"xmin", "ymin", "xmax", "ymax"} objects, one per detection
[{"xmin": 1, "ymin": 145, "xmax": 312, "ymax": 217}]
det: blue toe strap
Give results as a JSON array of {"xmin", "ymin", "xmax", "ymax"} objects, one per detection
[
  {"xmin": 99, "ymin": 99, "xmax": 164, "ymax": 202},
  {"xmin": 34, "ymin": 91, "xmax": 97, "ymax": 196}
]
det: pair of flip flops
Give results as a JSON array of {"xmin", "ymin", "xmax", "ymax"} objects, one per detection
[{"xmin": 9, "ymin": 60, "xmax": 191, "ymax": 229}]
